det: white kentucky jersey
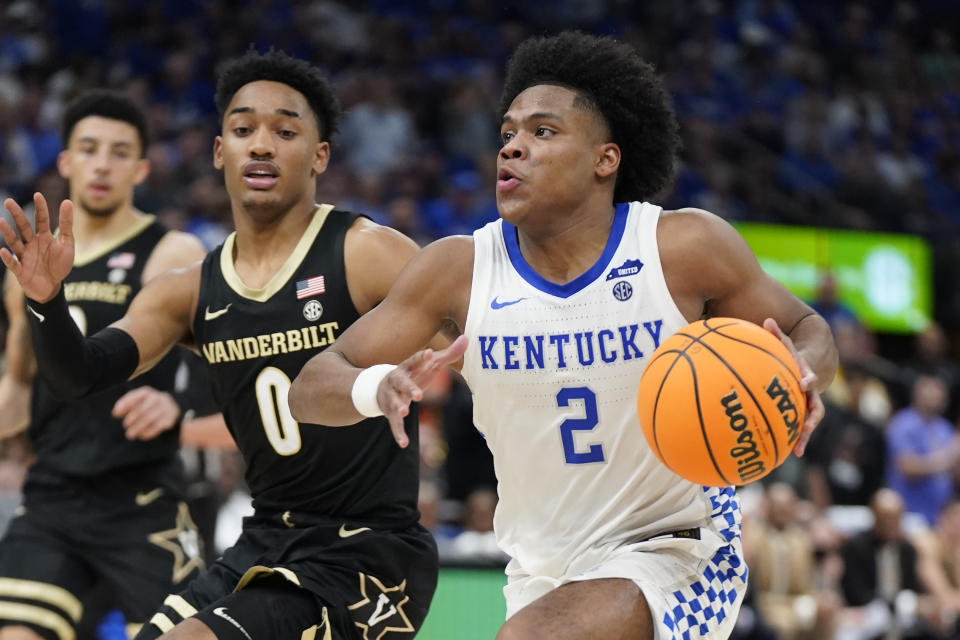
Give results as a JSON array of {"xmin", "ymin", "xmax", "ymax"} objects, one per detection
[{"xmin": 462, "ymin": 201, "xmax": 735, "ymax": 580}]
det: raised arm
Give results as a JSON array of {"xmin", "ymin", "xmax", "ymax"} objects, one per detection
[
  {"xmin": 0, "ymin": 194, "xmax": 199, "ymax": 399},
  {"xmin": 660, "ymin": 208, "xmax": 839, "ymax": 455},
  {"xmin": 0, "ymin": 272, "xmax": 34, "ymax": 438},
  {"xmin": 289, "ymin": 235, "xmax": 472, "ymax": 445}
]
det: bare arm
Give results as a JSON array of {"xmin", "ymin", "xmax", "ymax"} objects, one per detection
[
  {"xmin": 0, "ymin": 193, "xmax": 200, "ymax": 396},
  {"xmin": 181, "ymin": 414, "xmax": 236, "ymax": 450},
  {"xmin": 914, "ymin": 530, "xmax": 960, "ymax": 610},
  {"xmin": 289, "ymin": 235, "xmax": 472, "ymax": 443},
  {"xmin": 0, "ymin": 272, "xmax": 33, "ymax": 437},
  {"xmin": 660, "ymin": 208, "xmax": 839, "ymax": 454},
  {"xmin": 896, "ymin": 436, "xmax": 960, "ymax": 478},
  {"xmin": 112, "ymin": 262, "xmax": 200, "ymax": 376},
  {"xmin": 110, "ymin": 229, "xmax": 210, "ymax": 440}
]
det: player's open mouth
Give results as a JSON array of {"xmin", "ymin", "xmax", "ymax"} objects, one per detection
[
  {"xmin": 497, "ymin": 168, "xmax": 520, "ymax": 191},
  {"xmin": 88, "ymin": 182, "xmax": 111, "ymax": 196},
  {"xmin": 242, "ymin": 162, "xmax": 280, "ymax": 189}
]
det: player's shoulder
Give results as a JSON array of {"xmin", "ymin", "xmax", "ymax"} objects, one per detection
[
  {"xmin": 659, "ymin": 207, "xmax": 727, "ymax": 235},
  {"xmin": 419, "ymin": 234, "xmax": 475, "ymax": 269},
  {"xmin": 143, "ymin": 228, "xmax": 207, "ymax": 283},
  {"xmin": 658, "ymin": 207, "xmax": 746, "ymax": 254},
  {"xmin": 344, "ymin": 214, "xmax": 419, "ymax": 254}
]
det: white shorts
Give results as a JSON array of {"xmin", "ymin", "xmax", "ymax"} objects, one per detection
[{"xmin": 503, "ymin": 488, "xmax": 748, "ymax": 640}]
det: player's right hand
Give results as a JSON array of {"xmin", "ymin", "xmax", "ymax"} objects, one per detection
[
  {"xmin": 379, "ymin": 335, "xmax": 469, "ymax": 448},
  {"xmin": 0, "ymin": 194, "xmax": 75, "ymax": 303}
]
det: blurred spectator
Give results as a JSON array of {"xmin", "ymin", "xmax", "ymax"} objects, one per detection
[
  {"xmin": 441, "ymin": 375, "xmax": 496, "ymax": 503},
  {"xmin": 838, "ymin": 489, "xmax": 934, "ymax": 640},
  {"xmin": 811, "ymin": 271, "xmax": 859, "ymax": 335},
  {"xmin": 447, "ymin": 488, "xmax": 507, "ymax": 564},
  {"xmin": 421, "ymin": 169, "xmax": 498, "ymax": 237},
  {"xmin": 806, "ymin": 363, "xmax": 888, "ymax": 510},
  {"xmin": 212, "ymin": 450, "xmax": 253, "ymax": 556},
  {"xmin": 886, "ymin": 375, "xmax": 959, "ymax": 526},
  {"xmin": 901, "ymin": 321, "xmax": 960, "ymax": 423},
  {"xmin": 338, "ymin": 72, "xmax": 414, "ymax": 178},
  {"xmin": 913, "ymin": 500, "xmax": 960, "ymax": 636},
  {"xmin": 744, "ymin": 483, "xmax": 836, "ymax": 639}
]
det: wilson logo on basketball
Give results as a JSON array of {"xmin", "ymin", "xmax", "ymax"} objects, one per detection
[
  {"xmin": 766, "ymin": 376, "xmax": 801, "ymax": 445},
  {"xmin": 720, "ymin": 390, "xmax": 767, "ymax": 483}
]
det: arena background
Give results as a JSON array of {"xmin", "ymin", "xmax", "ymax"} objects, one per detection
[{"xmin": 2, "ymin": 1, "xmax": 960, "ymax": 639}]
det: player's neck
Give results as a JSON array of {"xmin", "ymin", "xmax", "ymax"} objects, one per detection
[
  {"xmin": 71, "ymin": 201, "xmax": 146, "ymax": 255},
  {"xmin": 230, "ymin": 200, "xmax": 318, "ymax": 287},
  {"xmin": 515, "ymin": 200, "xmax": 616, "ymax": 285}
]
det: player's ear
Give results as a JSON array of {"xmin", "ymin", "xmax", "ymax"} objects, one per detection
[
  {"xmin": 311, "ymin": 141, "xmax": 330, "ymax": 177},
  {"xmin": 56, "ymin": 150, "xmax": 71, "ymax": 179},
  {"xmin": 213, "ymin": 136, "xmax": 224, "ymax": 170},
  {"xmin": 596, "ymin": 142, "xmax": 620, "ymax": 179},
  {"xmin": 133, "ymin": 157, "xmax": 150, "ymax": 186}
]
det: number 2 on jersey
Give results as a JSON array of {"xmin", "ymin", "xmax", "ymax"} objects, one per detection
[
  {"xmin": 255, "ymin": 367, "xmax": 302, "ymax": 456},
  {"xmin": 557, "ymin": 387, "xmax": 605, "ymax": 464}
]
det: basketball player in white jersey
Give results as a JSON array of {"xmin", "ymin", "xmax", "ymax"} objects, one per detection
[{"xmin": 289, "ymin": 31, "xmax": 838, "ymax": 640}]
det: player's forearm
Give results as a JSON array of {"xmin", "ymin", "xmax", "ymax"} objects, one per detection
[
  {"xmin": 788, "ymin": 313, "xmax": 838, "ymax": 392},
  {"xmin": 0, "ymin": 375, "xmax": 30, "ymax": 437},
  {"xmin": 24, "ymin": 287, "xmax": 138, "ymax": 399},
  {"xmin": 289, "ymin": 351, "xmax": 367, "ymax": 426}
]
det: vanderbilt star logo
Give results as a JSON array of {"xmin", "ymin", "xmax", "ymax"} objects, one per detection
[
  {"xmin": 347, "ymin": 573, "xmax": 414, "ymax": 640},
  {"xmin": 204, "ymin": 304, "xmax": 231, "ymax": 321},
  {"xmin": 148, "ymin": 502, "xmax": 205, "ymax": 583}
]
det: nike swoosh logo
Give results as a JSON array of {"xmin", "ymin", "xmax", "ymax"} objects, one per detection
[
  {"xmin": 204, "ymin": 304, "xmax": 231, "ymax": 321},
  {"xmin": 26, "ymin": 306, "xmax": 45, "ymax": 323},
  {"xmin": 135, "ymin": 488, "xmax": 164, "ymax": 506},
  {"xmin": 490, "ymin": 297, "xmax": 527, "ymax": 310},
  {"xmin": 338, "ymin": 524, "xmax": 371, "ymax": 538}
]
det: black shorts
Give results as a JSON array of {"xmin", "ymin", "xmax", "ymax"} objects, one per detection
[
  {"xmin": 137, "ymin": 513, "xmax": 438, "ymax": 640},
  {"xmin": 0, "ymin": 460, "xmax": 204, "ymax": 640}
]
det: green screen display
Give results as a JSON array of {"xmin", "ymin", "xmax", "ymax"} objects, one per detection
[
  {"xmin": 417, "ymin": 567, "xmax": 507, "ymax": 639},
  {"xmin": 733, "ymin": 223, "xmax": 932, "ymax": 333}
]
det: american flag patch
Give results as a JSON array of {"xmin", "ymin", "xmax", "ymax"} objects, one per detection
[
  {"xmin": 107, "ymin": 252, "xmax": 135, "ymax": 269},
  {"xmin": 296, "ymin": 275, "xmax": 326, "ymax": 299}
]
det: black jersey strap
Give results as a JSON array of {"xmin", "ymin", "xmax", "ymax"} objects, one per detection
[{"xmin": 25, "ymin": 286, "xmax": 139, "ymax": 399}]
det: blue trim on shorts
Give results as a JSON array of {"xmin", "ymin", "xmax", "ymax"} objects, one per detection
[{"xmin": 659, "ymin": 487, "xmax": 747, "ymax": 639}]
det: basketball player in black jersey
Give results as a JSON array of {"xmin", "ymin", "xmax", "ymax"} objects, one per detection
[
  {"xmin": 0, "ymin": 92, "xmax": 209, "ymax": 640},
  {"xmin": 0, "ymin": 50, "xmax": 452, "ymax": 640}
]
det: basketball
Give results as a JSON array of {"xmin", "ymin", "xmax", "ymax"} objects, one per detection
[{"xmin": 637, "ymin": 318, "xmax": 807, "ymax": 486}]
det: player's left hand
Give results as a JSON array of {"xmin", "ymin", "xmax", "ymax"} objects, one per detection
[
  {"xmin": 763, "ymin": 317, "xmax": 824, "ymax": 457},
  {"xmin": 113, "ymin": 386, "xmax": 181, "ymax": 440},
  {"xmin": 381, "ymin": 335, "xmax": 469, "ymax": 448}
]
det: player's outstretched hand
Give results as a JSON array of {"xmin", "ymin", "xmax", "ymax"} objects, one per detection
[
  {"xmin": 380, "ymin": 335, "xmax": 469, "ymax": 448},
  {"xmin": 0, "ymin": 194, "xmax": 75, "ymax": 303},
  {"xmin": 763, "ymin": 317, "xmax": 824, "ymax": 457},
  {"xmin": 113, "ymin": 386, "xmax": 182, "ymax": 441}
]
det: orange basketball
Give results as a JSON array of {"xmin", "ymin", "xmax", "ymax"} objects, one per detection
[{"xmin": 636, "ymin": 318, "xmax": 806, "ymax": 486}]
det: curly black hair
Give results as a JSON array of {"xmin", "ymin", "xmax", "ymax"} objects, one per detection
[
  {"xmin": 499, "ymin": 31, "xmax": 680, "ymax": 203},
  {"xmin": 63, "ymin": 90, "xmax": 149, "ymax": 157},
  {"xmin": 215, "ymin": 48, "xmax": 340, "ymax": 142}
]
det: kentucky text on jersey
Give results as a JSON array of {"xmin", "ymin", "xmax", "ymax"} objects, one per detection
[
  {"xmin": 478, "ymin": 320, "xmax": 664, "ymax": 370},
  {"xmin": 64, "ymin": 281, "xmax": 132, "ymax": 305},
  {"xmin": 201, "ymin": 321, "xmax": 339, "ymax": 364}
]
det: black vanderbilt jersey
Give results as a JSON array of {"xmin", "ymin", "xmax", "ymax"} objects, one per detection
[
  {"xmin": 30, "ymin": 216, "xmax": 182, "ymax": 476},
  {"xmin": 193, "ymin": 205, "xmax": 420, "ymax": 525}
]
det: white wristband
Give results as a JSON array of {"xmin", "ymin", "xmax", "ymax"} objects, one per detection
[{"xmin": 351, "ymin": 364, "xmax": 398, "ymax": 418}]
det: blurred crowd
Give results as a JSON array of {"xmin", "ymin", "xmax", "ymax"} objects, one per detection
[{"xmin": 1, "ymin": 0, "xmax": 960, "ymax": 637}]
